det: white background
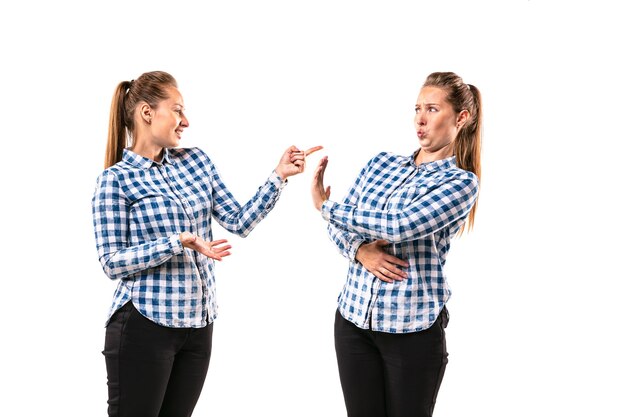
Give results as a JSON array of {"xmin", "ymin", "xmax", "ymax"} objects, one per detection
[{"xmin": 1, "ymin": 1, "xmax": 624, "ymax": 416}]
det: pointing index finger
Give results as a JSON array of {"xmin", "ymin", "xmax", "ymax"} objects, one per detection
[{"xmin": 304, "ymin": 145, "xmax": 323, "ymax": 156}]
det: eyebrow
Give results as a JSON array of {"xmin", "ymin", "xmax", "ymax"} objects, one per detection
[{"xmin": 415, "ymin": 102, "xmax": 440, "ymax": 108}]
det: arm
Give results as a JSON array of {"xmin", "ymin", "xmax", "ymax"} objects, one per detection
[
  {"xmin": 313, "ymin": 154, "xmax": 409, "ymax": 282},
  {"xmin": 92, "ymin": 170, "xmax": 184, "ymax": 281},
  {"xmin": 92, "ymin": 171, "xmax": 231, "ymax": 281},
  {"xmin": 318, "ymin": 154, "xmax": 366, "ymax": 261},
  {"xmin": 327, "ymin": 224, "xmax": 365, "ymax": 262},
  {"xmin": 322, "ymin": 173, "xmax": 479, "ymax": 243},
  {"xmin": 210, "ymin": 146, "xmax": 322, "ymax": 237}
]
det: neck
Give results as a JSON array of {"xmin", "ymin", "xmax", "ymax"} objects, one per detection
[
  {"xmin": 415, "ymin": 143, "xmax": 454, "ymax": 165},
  {"xmin": 131, "ymin": 141, "xmax": 164, "ymax": 162}
]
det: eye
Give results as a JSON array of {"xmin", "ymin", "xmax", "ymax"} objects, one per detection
[{"xmin": 428, "ymin": 106, "xmax": 437, "ymax": 113}]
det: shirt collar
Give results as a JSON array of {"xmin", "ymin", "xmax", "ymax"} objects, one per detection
[
  {"xmin": 409, "ymin": 149, "xmax": 457, "ymax": 172},
  {"xmin": 122, "ymin": 148, "xmax": 175, "ymax": 169}
]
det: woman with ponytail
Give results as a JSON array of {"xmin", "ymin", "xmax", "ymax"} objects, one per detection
[
  {"xmin": 92, "ymin": 71, "xmax": 321, "ymax": 417},
  {"xmin": 311, "ymin": 71, "xmax": 481, "ymax": 417}
]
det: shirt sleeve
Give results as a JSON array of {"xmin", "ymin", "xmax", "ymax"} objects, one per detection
[
  {"xmin": 325, "ymin": 158, "xmax": 371, "ymax": 261},
  {"xmin": 321, "ymin": 171, "xmax": 479, "ymax": 243},
  {"xmin": 207, "ymin": 157, "xmax": 286, "ymax": 238},
  {"xmin": 91, "ymin": 170, "xmax": 184, "ymax": 280}
]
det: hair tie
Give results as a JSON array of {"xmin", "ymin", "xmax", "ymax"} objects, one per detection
[{"xmin": 126, "ymin": 79, "xmax": 135, "ymax": 95}]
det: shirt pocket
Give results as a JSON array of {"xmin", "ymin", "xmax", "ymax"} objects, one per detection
[
  {"xmin": 179, "ymin": 177, "xmax": 212, "ymax": 220},
  {"xmin": 385, "ymin": 185, "xmax": 419, "ymax": 210},
  {"xmin": 128, "ymin": 194, "xmax": 186, "ymax": 240}
]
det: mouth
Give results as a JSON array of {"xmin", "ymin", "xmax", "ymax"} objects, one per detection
[
  {"xmin": 175, "ymin": 129, "xmax": 184, "ymax": 138},
  {"xmin": 417, "ymin": 130, "xmax": 425, "ymax": 139}
]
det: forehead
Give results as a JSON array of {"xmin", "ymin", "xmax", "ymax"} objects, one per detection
[
  {"xmin": 416, "ymin": 86, "xmax": 448, "ymax": 104},
  {"xmin": 163, "ymin": 85, "xmax": 184, "ymax": 106}
]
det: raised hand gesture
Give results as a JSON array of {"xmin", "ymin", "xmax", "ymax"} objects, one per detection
[{"xmin": 275, "ymin": 145, "xmax": 323, "ymax": 180}]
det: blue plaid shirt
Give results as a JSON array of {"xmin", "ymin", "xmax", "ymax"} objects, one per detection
[
  {"xmin": 92, "ymin": 147, "xmax": 286, "ymax": 328},
  {"xmin": 322, "ymin": 151, "xmax": 479, "ymax": 333}
]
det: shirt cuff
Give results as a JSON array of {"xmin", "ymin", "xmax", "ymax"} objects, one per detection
[
  {"xmin": 321, "ymin": 200, "xmax": 334, "ymax": 222},
  {"xmin": 347, "ymin": 238, "xmax": 365, "ymax": 262},
  {"xmin": 170, "ymin": 234, "xmax": 184, "ymax": 255},
  {"xmin": 270, "ymin": 170, "xmax": 288, "ymax": 189}
]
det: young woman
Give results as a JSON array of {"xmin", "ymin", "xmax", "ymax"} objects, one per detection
[
  {"xmin": 92, "ymin": 70, "xmax": 321, "ymax": 417},
  {"xmin": 311, "ymin": 71, "xmax": 481, "ymax": 417}
]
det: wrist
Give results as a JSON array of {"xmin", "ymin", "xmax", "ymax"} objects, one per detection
[
  {"xmin": 179, "ymin": 231, "xmax": 196, "ymax": 247},
  {"xmin": 275, "ymin": 168, "xmax": 287, "ymax": 181},
  {"xmin": 355, "ymin": 246, "xmax": 363, "ymax": 263},
  {"xmin": 316, "ymin": 197, "xmax": 327, "ymax": 212}
]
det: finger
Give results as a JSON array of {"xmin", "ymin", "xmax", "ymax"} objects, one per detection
[
  {"xmin": 382, "ymin": 263, "xmax": 408, "ymax": 279},
  {"xmin": 304, "ymin": 145, "xmax": 323, "ymax": 156},
  {"xmin": 313, "ymin": 161, "xmax": 325, "ymax": 178},
  {"xmin": 205, "ymin": 252, "xmax": 223, "ymax": 261},
  {"xmin": 315, "ymin": 156, "xmax": 327, "ymax": 168},
  {"xmin": 325, "ymin": 185, "xmax": 331, "ymax": 198},
  {"xmin": 210, "ymin": 239, "xmax": 229, "ymax": 246},
  {"xmin": 316, "ymin": 157, "xmax": 328, "ymax": 177},
  {"xmin": 374, "ymin": 270, "xmax": 393, "ymax": 283},
  {"xmin": 214, "ymin": 245, "xmax": 233, "ymax": 254},
  {"xmin": 383, "ymin": 254, "xmax": 410, "ymax": 268}
]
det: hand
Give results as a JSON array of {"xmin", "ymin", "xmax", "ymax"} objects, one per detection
[
  {"xmin": 179, "ymin": 232, "xmax": 232, "ymax": 261},
  {"xmin": 275, "ymin": 145, "xmax": 323, "ymax": 180},
  {"xmin": 311, "ymin": 156, "xmax": 331, "ymax": 211},
  {"xmin": 356, "ymin": 240, "xmax": 409, "ymax": 283}
]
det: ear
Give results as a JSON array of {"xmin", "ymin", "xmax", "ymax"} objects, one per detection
[
  {"xmin": 456, "ymin": 109, "xmax": 470, "ymax": 129},
  {"xmin": 139, "ymin": 103, "xmax": 153, "ymax": 124}
]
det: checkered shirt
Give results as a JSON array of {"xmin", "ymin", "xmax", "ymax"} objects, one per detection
[
  {"xmin": 92, "ymin": 147, "xmax": 285, "ymax": 328},
  {"xmin": 322, "ymin": 151, "xmax": 479, "ymax": 333}
]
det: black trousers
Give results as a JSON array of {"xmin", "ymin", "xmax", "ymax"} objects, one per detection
[
  {"xmin": 103, "ymin": 302, "xmax": 213, "ymax": 417},
  {"xmin": 334, "ymin": 308, "xmax": 449, "ymax": 417}
]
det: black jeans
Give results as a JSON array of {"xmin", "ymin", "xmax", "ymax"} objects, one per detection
[
  {"xmin": 103, "ymin": 302, "xmax": 213, "ymax": 417},
  {"xmin": 334, "ymin": 308, "xmax": 449, "ymax": 417}
]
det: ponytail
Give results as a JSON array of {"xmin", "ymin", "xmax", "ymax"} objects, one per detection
[
  {"xmin": 454, "ymin": 84, "xmax": 482, "ymax": 233},
  {"xmin": 105, "ymin": 81, "xmax": 132, "ymax": 169}
]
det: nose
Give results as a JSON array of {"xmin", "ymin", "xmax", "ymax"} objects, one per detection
[
  {"xmin": 414, "ymin": 113, "xmax": 426, "ymax": 127},
  {"xmin": 180, "ymin": 114, "xmax": 189, "ymax": 128}
]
